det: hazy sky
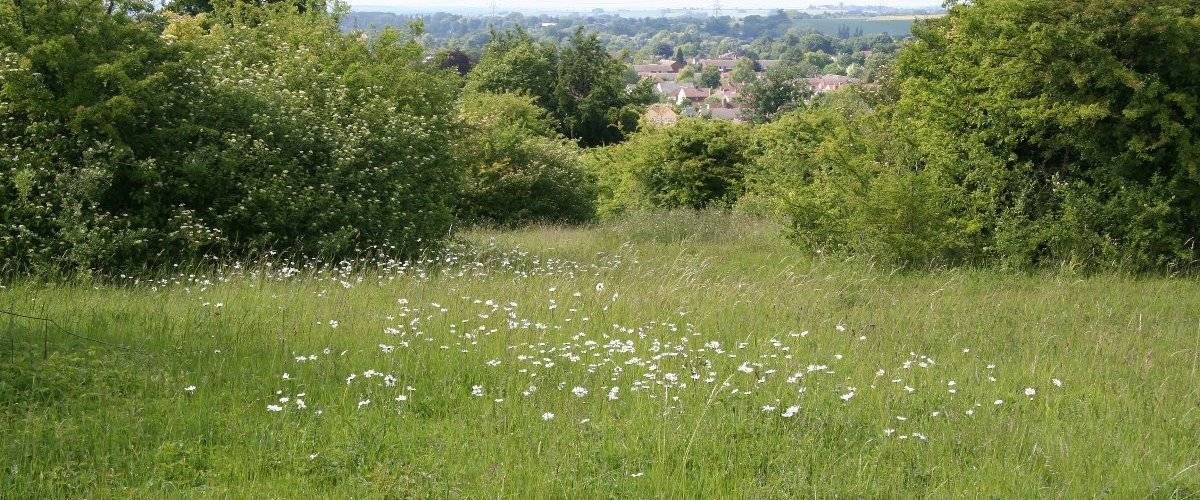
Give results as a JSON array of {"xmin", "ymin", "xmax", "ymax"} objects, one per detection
[{"xmin": 352, "ymin": 0, "xmax": 942, "ymax": 12}]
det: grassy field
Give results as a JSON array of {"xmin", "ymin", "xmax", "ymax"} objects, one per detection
[{"xmin": 2, "ymin": 211, "xmax": 1199, "ymax": 497}]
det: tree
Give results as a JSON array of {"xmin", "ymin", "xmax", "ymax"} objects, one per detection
[
  {"xmin": 737, "ymin": 62, "xmax": 814, "ymax": 123},
  {"xmin": 650, "ymin": 41, "xmax": 673, "ymax": 59},
  {"xmin": 802, "ymin": 51, "xmax": 833, "ymax": 69},
  {"xmin": 731, "ymin": 57, "xmax": 757, "ymax": 84},
  {"xmin": 555, "ymin": 28, "xmax": 653, "ymax": 146},
  {"xmin": 797, "ymin": 33, "xmax": 833, "ymax": 54},
  {"xmin": 1, "ymin": 0, "xmax": 198, "ymax": 270},
  {"xmin": 437, "ymin": 48, "xmax": 473, "ymax": 76},
  {"xmin": 465, "ymin": 28, "xmax": 558, "ymax": 112},
  {"xmin": 468, "ymin": 28, "xmax": 652, "ymax": 147},
  {"xmin": 672, "ymin": 46, "xmax": 686, "ymax": 66},
  {"xmin": 677, "ymin": 64, "xmax": 696, "ymax": 83},
  {"xmin": 699, "ymin": 65, "xmax": 721, "ymax": 89},
  {"xmin": 166, "ymin": 0, "xmax": 213, "ymax": 15}
]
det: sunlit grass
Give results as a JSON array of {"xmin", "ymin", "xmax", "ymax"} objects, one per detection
[{"xmin": 2, "ymin": 212, "xmax": 1198, "ymax": 497}]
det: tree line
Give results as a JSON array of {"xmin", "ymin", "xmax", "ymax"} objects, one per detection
[{"xmin": 1, "ymin": 0, "xmax": 1197, "ymax": 274}]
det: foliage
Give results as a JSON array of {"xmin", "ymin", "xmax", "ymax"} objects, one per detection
[
  {"xmin": 893, "ymin": 0, "xmax": 1200, "ymax": 270},
  {"xmin": 587, "ymin": 119, "xmax": 753, "ymax": 218},
  {"xmin": 555, "ymin": 29, "xmax": 655, "ymax": 146},
  {"xmin": 730, "ymin": 57, "xmax": 757, "ymax": 84},
  {"xmin": 463, "ymin": 28, "xmax": 559, "ymax": 112},
  {"xmin": 737, "ymin": 62, "xmax": 815, "ymax": 124},
  {"xmin": 749, "ymin": 93, "xmax": 976, "ymax": 265},
  {"xmin": 466, "ymin": 27, "xmax": 654, "ymax": 147},
  {"xmin": 752, "ymin": 0, "xmax": 1200, "ymax": 271},
  {"xmin": 454, "ymin": 92, "xmax": 596, "ymax": 226},
  {"xmin": 0, "ymin": 2, "xmax": 461, "ymax": 273},
  {"xmin": 1, "ymin": 0, "xmax": 197, "ymax": 273},
  {"xmin": 698, "ymin": 65, "xmax": 721, "ymax": 89}
]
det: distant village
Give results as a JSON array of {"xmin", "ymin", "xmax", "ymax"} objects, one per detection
[{"xmin": 633, "ymin": 55, "xmax": 860, "ymax": 125}]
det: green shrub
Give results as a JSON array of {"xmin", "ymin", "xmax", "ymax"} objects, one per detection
[
  {"xmin": 750, "ymin": 94, "xmax": 981, "ymax": 266},
  {"xmin": 752, "ymin": 0, "xmax": 1200, "ymax": 272},
  {"xmin": 168, "ymin": 13, "xmax": 462, "ymax": 260},
  {"xmin": 455, "ymin": 92, "xmax": 596, "ymax": 226},
  {"xmin": 891, "ymin": 0, "xmax": 1200, "ymax": 271},
  {"xmin": 588, "ymin": 119, "xmax": 753, "ymax": 218},
  {"xmin": 0, "ymin": 4, "xmax": 461, "ymax": 273}
]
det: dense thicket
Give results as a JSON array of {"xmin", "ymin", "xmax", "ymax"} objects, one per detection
[
  {"xmin": 587, "ymin": 120, "xmax": 753, "ymax": 218},
  {"xmin": 1, "ymin": 1, "xmax": 461, "ymax": 273},
  {"xmin": 745, "ymin": 0, "xmax": 1200, "ymax": 271},
  {"xmin": 455, "ymin": 92, "xmax": 595, "ymax": 226},
  {"xmin": 895, "ymin": 0, "xmax": 1200, "ymax": 270}
]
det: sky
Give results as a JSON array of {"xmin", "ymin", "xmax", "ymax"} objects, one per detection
[{"xmin": 350, "ymin": 0, "xmax": 942, "ymax": 13}]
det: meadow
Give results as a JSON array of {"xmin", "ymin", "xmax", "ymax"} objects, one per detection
[{"xmin": 2, "ymin": 212, "xmax": 1199, "ymax": 497}]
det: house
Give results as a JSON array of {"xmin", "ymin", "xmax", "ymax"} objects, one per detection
[
  {"xmin": 706, "ymin": 107, "xmax": 744, "ymax": 123},
  {"xmin": 633, "ymin": 64, "xmax": 676, "ymax": 74},
  {"xmin": 712, "ymin": 84, "xmax": 742, "ymax": 107},
  {"xmin": 654, "ymin": 81, "xmax": 692, "ymax": 98},
  {"xmin": 676, "ymin": 87, "xmax": 711, "ymax": 106},
  {"xmin": 698, "ymin": 59, "xmax": 738, "ymax": 72},
  {"xmin": 658, "ymin": 58, "xmax": 687, "ymax": 72},
  {"xmin": 634, "ymin": 63, "xmax": 678, "ymax": 82},
  {"xmin": 808, "ymin": 74, "xmax": 859, "ymax": 94},
  {"xmin": 645, "ymin": 104, "xmax": 679, "ymax": 127},
  {"xmin": 639, "ymin": 71, "xmax": 677, "ymax": 82}
]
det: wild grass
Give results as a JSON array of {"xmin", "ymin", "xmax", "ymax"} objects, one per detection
[{"xmin": 2, "ymin": 211, "xmax": 1199, "ymax": 497}]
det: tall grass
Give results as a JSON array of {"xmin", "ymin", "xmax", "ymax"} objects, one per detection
[{"xmin": 2, "ymin": 212, "xmax": 1198, "ymax": 497}]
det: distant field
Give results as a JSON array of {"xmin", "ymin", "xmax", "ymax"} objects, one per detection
[
  {"xmin": 869, "ymin": 14, "xmax": 945, "ymax": 21},
  {"xmin": 2, "ymin": 211, "xmax": 1198, "ymax": 496},
  {"xmin": 789, "ymin": 17, "xmax": 919, "ymax": 36}
]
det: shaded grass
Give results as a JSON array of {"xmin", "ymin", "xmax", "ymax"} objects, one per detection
[{"xmin": 1, "ymin": 213, "xmax": 1199, "ymax": 497}]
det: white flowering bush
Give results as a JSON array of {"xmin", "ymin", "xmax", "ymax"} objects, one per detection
[{"xmin": 0, "ymin": 3, "xmax": 461, "ymax": 274}]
